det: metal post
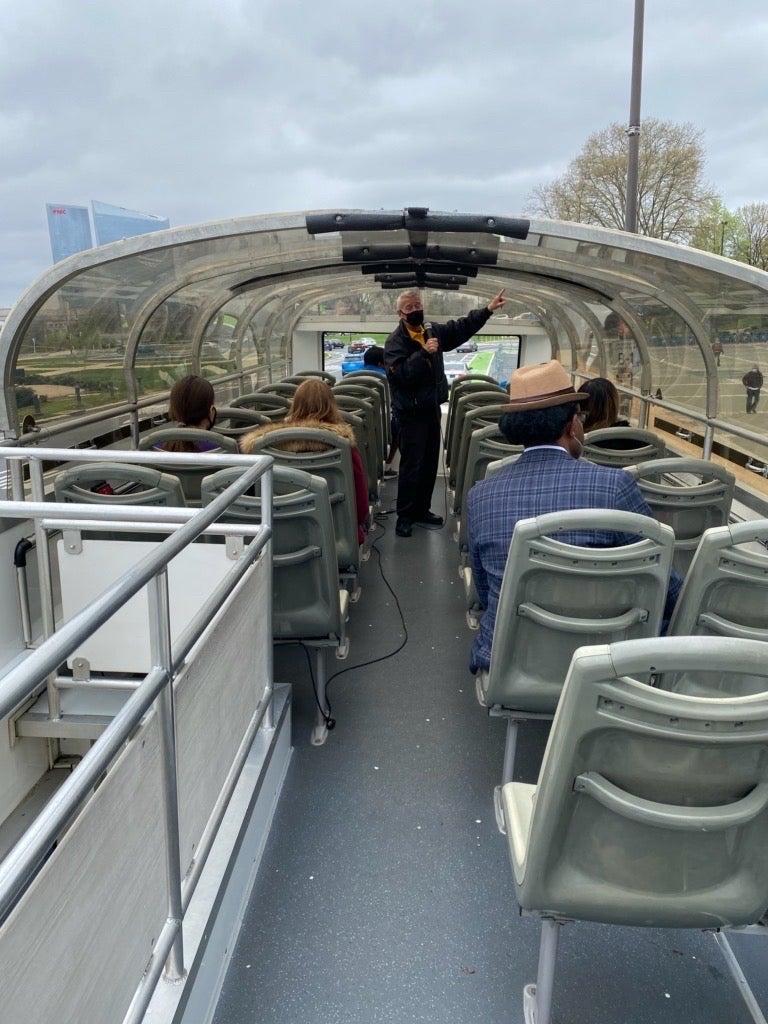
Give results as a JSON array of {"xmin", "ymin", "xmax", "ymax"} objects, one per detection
[
  {"xmin": 262, "ymin": 464, "xmax": 275, "ymax": 731},
  {"xmin": 148, "ymin": 571, "xmax": 185, "ymax": 981},
  {"xmin": 29, "ymin": 459, "xmax": 60, "ymax": 719},
  {"xmin": 624, "ymin": 0, "xmax": 645, "ymax": 233}
]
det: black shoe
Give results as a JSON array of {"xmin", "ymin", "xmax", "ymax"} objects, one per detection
[
  {"xmin": 415, "ymin": 511, "xmax": 444, "ymax": 526},
  {"xmin": 395, "ymin": 518, "xmax": 412, "ymax": 537}
]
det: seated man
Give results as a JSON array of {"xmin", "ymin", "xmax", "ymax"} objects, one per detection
[{"xmin": 466, "ymin": 360, "xmax": 682, "ymax": 674}]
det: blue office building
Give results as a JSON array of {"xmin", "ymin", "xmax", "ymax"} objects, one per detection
[
  {"xmin": 46, "ymin": 204, "xmax": 93, "ymax": 263},
  {"xmin": 92, "ymin": 201, "xmax": 170, "ymax": 246}
]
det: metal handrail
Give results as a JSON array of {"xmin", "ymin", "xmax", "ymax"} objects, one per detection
[{"xmin": 0, "ymin": 447, "xmax": 274, "ymax": 1003}]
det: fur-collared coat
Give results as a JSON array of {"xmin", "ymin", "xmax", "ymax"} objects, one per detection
[{"xmin": 241, "ymin": 418, "xmax": 369, "ymax": 542}]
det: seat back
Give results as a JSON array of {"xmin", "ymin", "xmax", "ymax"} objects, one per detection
[
  {"xmin": 445, "ymin": 378, "xmax": 505, "ymax": 462},
  {"xmin": 456, "ymin": 425, "xmax": 522, "ymax": 544},
  {"xmin": 582, "ymin": 427, "xmax": 666, "ymax": 467},
  {"xmin": 627, "ymin": 458, "xmax": 736, "ymax": 575},
  {"xmin": 449, "ymin": 401, "xmax": 507, "ymax": 490},
  {"xmin": 334, "ymin": 382, "xmax": 386, "ymax": 470},
  {"xmin": 480, "ymin": 510, "xmax": 675, "ymax": 712},
  {"xmin": 230, "ymin": 392, "xmax": 291, "ymax": 420},
  {"xmin": 136, "ymin": 428, "xmax": 238, "ymax": 504},
  {"xmin": 666, "ymin": 520, "xmax": 768, "ymax": 693},
  {"xmin": 508, "ymin": 635, "xmax": 768, "ymax": 928},
  {"xmin": 284, "ymin": 371, "xmax": 336, "ymax": 384},
  {"xmin": 255, "ymin": 381, "xmax": 298, "ymax": 399},
  {"xmin": 54, "ymin": 462, "xmax": 186, "ymax": 507},
  {"xmin": 244, "ymin": 427, "xmax": 360, "ymax": 574},
  {"xmin": 333, "ymin": 394, "xmax": 379, "ymax": 496},
  {"xmin": 201, "ymin": 465, "xmax": 344, "ymax": 642},
  {"xmin": 214, "ymin": 407, "xmax": 270, "ymax": 440},
  {"xmin": 334, "ymin": 374, "xmax": 391, "ymax": 448}
]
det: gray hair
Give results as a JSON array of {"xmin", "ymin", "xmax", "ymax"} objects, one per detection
[{"xmin": 396, "ymin": 289, "xmax": 422, "ymax": 312}]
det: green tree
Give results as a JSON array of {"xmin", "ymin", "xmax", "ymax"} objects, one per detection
[
  {"xmin": 733, "ymin": 203, "xmax": 768, "ymax": 270},
  {"xmin": 528, "ymin": 119, "xmax": 717, "ymax": 242},
  {"xmin": 689, "ymin": 199, "xmax": 740, "ymax": 257}
]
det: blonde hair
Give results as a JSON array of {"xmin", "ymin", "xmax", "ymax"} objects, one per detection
[{"xmin": 286, "ymin": 378, "xmax": 344, "ymax": 426}]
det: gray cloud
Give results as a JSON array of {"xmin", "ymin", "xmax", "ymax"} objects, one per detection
[{"xmin": 1, "ymin": 0, "xmax": 767, "ymax": 305}]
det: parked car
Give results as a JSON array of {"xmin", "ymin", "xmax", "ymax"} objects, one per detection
[
  {"xmin": 341, "ymin": 353, "xmax": 366, "ymax": 375},
  {"xmin": 456, "ymin": 340, "xmax": 477, "ymax": 353},
  {"xmin": 323, "ymin": 338, "xmax": 344, "ymax": 351},
  {"xmin": 444, "ymin": 359, "xmax": 469, "ymax": 387}
]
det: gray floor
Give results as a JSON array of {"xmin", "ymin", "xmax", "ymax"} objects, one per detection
[{"xmin": 213, "ymin": 475, "xmax": 767, "ymax": 1024}]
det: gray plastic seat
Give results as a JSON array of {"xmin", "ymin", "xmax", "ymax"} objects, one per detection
[
  {"xmin": 475, "ymin": 509, "xmax": 675, "ymax": 811},
  {"xmin": 444, "ymin": 379, "xmax": 506, "ymax": 468},
  {"xmin": 627, "ymin": 457, "xmax": 736, "ymax": 575},
  {"xmin": 666, "ymin": 520, "xmax": 768, "ymax": 693},
  {"xmin": 230, "ymin": 392, "xmax": 291, "ymax": 420},
  {"xmin": 333, "ymin": 393, "xmax": 379, "ymax": 497},
  {"xmin": 453, "ymin": 423, "xmax": 520, "ymax": 520},
  {"xmin": 582, "ymin": 426, "xmax": 666, "ymax": 467},
  {"xmin": 334, "ymin": 382, "xmax": 386, "ymax": 475},
  {"xmin": 455, "ymin": 423, "xmax": 522, "ymax": 543},
  {"xmin": 334, "ymin": 375, "xmax": 391, "ymax": 450},
  {"xmin": 284, "ymin": 371, "xmax": 336, "ymax": 384},
  {"xmin": 448, "ymin": 396, "xmax": 508, "ymax": 490},
  {"xmin": 244, "ymin": 426, "xmax": 362, "ymax": 588},
  {"xmin": 54, "ymin": 461, "xmax": 186, "ymax": 507},
  {"xmin": 214, "ymin": 407, "xmax": 270, "ymax": 440},
  {"xmin": 201, "ymin": 464, "xmax": 349, "ymax": 746},
  {"xmin": 137, "ymin": 427, "xmax": 238, "ymax": 505},
  {"xmin": 459, "ymin": 446, "xmax": 524, "ymax": 630},
  {"xmin": 501, "ymin": 635, "xmax": 768, "ymax": 1024},
  {"xmin": 255, "ymin": 381, "xmax": 298, "ymax": 399}
]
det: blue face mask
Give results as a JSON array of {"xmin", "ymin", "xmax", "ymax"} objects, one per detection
[{"xmin": 404, "ymin": 309, "xmax": 424, "ymax": 327}]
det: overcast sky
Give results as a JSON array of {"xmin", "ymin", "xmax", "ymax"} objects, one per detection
[{"xmin": 1, "ymin": 0, "xmax": 767, "ymax": 307}]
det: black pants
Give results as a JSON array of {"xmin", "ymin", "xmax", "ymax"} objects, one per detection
[
  {"xmin": 395, "ymin": 406, "xmax": 441, "ymax": 521},
  {"xmin": 746, "ymin": 389, "xmax": 760, "ymax": 413}
]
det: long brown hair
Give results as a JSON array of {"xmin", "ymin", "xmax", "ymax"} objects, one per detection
[
  {"xmin": 582, "ymin": 377, "xmax": 620, "ymax": 431},
  {"xmin": 164, "ymin": 374, "xmax": 215, "ymax": 452},
  {"xmin": 286, "ymin": 379, "xmax": 344, "ymax": 426}
]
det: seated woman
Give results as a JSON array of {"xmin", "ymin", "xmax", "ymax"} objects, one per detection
[
  {"xmin": 241, "ymin": 378, "xmax": 369, "ymax": 543},
  {"xmin": 160, "ymin": 374, "xmax": 221, "ymax": 452},
  {"xmin": 582, "ymin": 376, "xmax": 648, "ymax": 453},
  {"xmin": 581, "ymin": 377, "xmax": 629, "ymax": 432}
]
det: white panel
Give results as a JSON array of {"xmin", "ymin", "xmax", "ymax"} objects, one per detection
[
  {"xmin": 57, "ymin": 538, "xmax": 238, "ymax": 673},
  {"xmin": 0, "ymin": 713, "xmax": 167, "ymax": 1023},
  {"xmin": 176, "ymin": 560, "xmax": 270, "ymax": 870}
]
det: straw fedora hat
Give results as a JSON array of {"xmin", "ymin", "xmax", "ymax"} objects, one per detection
[{"xmin": 503, "ymin": 360, "xmax": 589, "ymax": 412}]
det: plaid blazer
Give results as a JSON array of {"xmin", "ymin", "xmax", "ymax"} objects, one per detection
[{"xmin": 466, "ymin": 446, "xmax": 682, "ymax": 672}]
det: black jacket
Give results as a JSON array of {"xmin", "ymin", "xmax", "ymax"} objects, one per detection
[{"xmin": 384, "ymin": 307, "xmax": 492, "ymax": 414}]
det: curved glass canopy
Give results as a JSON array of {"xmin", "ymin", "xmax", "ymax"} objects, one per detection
[{"xmin": 2, "ymin": 209, "xmax": 767, "ymax": 483}]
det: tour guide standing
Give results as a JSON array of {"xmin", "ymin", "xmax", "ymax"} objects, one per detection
[{"xmin": 384, "ymin": 288, "xmax": 506, "ymax": 537}]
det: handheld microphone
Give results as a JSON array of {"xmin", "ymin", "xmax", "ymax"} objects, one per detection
[{"xmin": 424, "ymin": 322, "xmax": 436, "ymax": 341}]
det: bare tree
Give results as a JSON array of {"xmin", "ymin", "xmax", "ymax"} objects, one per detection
[{"xmin": 528, "ymin": 119, "xmax": 717, "ymax": 242}]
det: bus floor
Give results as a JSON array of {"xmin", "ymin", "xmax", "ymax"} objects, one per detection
[{"xmin": 212, "ymin": 483, "xmax": 767, "ymax": 1024}]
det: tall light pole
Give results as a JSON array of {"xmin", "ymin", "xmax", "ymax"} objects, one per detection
[{"xmin": 624, "ymin": 0, "xmax": 645, "ymax": 233}]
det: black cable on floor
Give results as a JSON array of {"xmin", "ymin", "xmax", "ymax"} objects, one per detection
[{"xmin": 299, "ymin": 514, "xmax": 410, "ymax": 725}]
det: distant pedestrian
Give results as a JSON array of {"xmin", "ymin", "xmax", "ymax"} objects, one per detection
[
  {"xmin": 712, "ymin": 338, "xmax": 723, "ymax": 366},
  {"xmin": 742, "ymin": 365, "xmax": 763, "ymax": 414}
]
